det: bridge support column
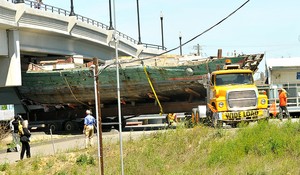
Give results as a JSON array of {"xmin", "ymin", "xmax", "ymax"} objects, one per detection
[{"xmin": 0, "ymin": 30, "xmax": 22, "ymax": 87}]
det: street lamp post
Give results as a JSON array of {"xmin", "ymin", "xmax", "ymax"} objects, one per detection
[
  {"xmin": 14, "ymin": 0, "xmax": 24, "ymax": 3},
  {"xmin": 179, "ymin": 32, "xmax": 182, "ymax": 56},
  {"xmin": 136, "ymin": 0, "xmax": 142, "ymax": 44},
  {"xmin": 69, "ymin": 0, "xmax": 75, "ymax": 16},
  {"xmin": 160, "ymin": 11, "xmax": 164, "ymax": 50},
  {"xmin": 108, "ymin": 0, "xmax": 114, "ymax": 30}
]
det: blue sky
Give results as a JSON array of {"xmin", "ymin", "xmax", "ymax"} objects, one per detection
[{"xmin": 48, "ymin": 0, "xmax": 300, "ymax": 74}]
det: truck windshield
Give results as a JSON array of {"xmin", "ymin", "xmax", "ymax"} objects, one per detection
[{"xmin": 215, "ymin": 73, "xmax": 253, "ymax": 86}]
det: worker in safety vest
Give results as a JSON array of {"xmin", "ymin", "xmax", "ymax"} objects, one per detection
[
  {"xmin": 278, "ymin": 88, "xmax": 290, "ymax": 120},
  {"xmin": 166, "ymin": 113, "xmax": 178, "ymax": 128}
]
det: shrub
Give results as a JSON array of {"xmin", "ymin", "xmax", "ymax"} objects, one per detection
[
  {"xmin": 0, "ymin": 163, "xmax": 9, "ymax": 171},
  {"xmin": 76, "ymin": 154, "xmax": 95, "ymax": 166}
]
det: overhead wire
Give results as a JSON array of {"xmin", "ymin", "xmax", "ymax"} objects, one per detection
[
  {"xmin": 119, "ymin": 0, "xmax": 251, "ymax": 64},
  {"xmin": 97, "ymin": 0, "xmax": 250, "ymax": 75}
]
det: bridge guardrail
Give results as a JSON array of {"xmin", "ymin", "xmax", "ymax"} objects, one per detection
[{"xmin": 8, "ymin": 0, "xmax": 166, "ymax": 51}]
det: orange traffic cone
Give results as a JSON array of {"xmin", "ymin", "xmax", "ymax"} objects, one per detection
[{"xmin": 269, "ymin": 102, "xmax": 277, "ymax": 118}]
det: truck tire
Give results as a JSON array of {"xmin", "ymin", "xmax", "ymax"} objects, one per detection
[
  {"xmin": 64, "ymin": 121, "xmax": 74, "ymax": 131},
  {"xmin": 212, "ymin": 113, "xmax": 221, "ymax": 128}
]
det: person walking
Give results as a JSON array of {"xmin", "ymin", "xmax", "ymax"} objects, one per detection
[
  {"xmin": 83, "ymin": 110, "xmax": 96, "ymax": 148},
  {"xmin": 34, "ymin": 0, "xmax": 43, "ymax": 9},
  {"xmin": 10, "ymin": 115, "xmax": 23, "ymax": 152},
  {"xmin": 19, "ymin": 120, "xmax": 31, "ymax": 160},
  {"xmin": 278, "ymin": 88, "xmax": 290, "ymax": 120}
]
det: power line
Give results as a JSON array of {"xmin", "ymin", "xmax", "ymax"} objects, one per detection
[
  {"xmin": 100, "ymin": 0, "xmax": 251, "ymax": 72},
  {"xmin": 158, "ymin": 0, "xmax": 250, "ymax": 56}
]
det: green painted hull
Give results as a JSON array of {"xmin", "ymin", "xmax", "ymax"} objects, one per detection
[{"xmin": 18, "ymin": 54, "xmax": 264, "ymax": 106}]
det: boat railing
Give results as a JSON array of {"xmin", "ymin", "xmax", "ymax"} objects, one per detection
[
  {"xmin": 28, "ymin": 62, "xmax": 46, "ymax": 71},
  {"xmin": 8, "ymin": 0, "xmax": 166, "ymax": 51}
]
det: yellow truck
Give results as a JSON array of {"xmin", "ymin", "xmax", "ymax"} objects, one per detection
[{"xmin": 189, "ymin": 60, "xmax": 269, "ymax": 127}]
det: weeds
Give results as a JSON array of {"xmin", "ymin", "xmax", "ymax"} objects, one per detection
[
  {"xmin": 0, "ymin": 120, "xmax": 10, "ymax": 141},
  {"xmin": 0, "ymin": 162, "xmax": 9, "ymax": 171},
  {"xmin": 3, "ymin": 121, "xmax": 300, "ymax": 174},
  {"xmin": 76, "ymin": 154, "xmax": 95, "ymax": 166}
]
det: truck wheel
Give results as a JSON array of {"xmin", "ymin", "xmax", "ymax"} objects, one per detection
[
  {"xmin": 206, "ymin": 110, "xmax": 213, "ymax": 125},
  {"xmin": 64, "ymin": 121, "xmax": 74, "ymax": 131},
  {"xmin": 212, "ymin": 113, "xmax": 221, "ymax": 128}
]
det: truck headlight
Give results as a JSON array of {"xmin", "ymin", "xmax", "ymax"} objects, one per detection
[
  {"xmin": 218, "ymin": 102, "xmax": 224, "ymax": 108},
  {"xmin": 261, "ymin": 99, "xmax": 266, "ymax": 105}
]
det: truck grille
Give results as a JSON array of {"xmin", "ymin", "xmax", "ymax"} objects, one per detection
[{"xmin": 227, "ymin": 90, "xmax": 257, "ymax": 110}]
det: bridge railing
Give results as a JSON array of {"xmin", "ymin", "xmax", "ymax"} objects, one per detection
[{"xmin": 8, "ymin": 0, "xmax": 166, "ymax": 51}]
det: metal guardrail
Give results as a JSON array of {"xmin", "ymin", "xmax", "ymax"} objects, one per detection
[{"xmin": 8, "ymin": 0, "xmax": 167, "ymax": 51}]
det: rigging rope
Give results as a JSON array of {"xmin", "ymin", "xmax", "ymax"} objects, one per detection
[
  {"xmin": 143, "ymin": 65, "xmax": 164, "ymax": 115},
  {"xmin": 61, "ymin": 72, "xmax": 90, "ymax": 107}
]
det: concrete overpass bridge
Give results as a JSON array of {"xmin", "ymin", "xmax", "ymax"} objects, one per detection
[{"xmin": 0, "ymin": 0, "xmax": 165, "ymax": 113}]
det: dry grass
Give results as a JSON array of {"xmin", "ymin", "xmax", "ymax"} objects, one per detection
[{"xmin": 1, "ymin": 121, "xmax": 300, "ymax": 175}]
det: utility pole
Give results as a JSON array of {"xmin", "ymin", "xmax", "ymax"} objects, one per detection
[
  {"xmin": 93, "ymin": 58, "xmax": 104, "ymax": 175},
  {"xmin": 193, "ymin": 44, "xmax": 202, "ymax": 56}
]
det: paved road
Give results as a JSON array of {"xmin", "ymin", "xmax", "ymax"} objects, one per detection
[{"xmin": 0, "ymin": 129, "xmax": 161, "ymax": 164}]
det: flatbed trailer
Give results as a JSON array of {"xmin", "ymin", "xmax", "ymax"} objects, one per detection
[{"xmin": 19, "ymin": 100, "xmax": 205, "ymax": 132}]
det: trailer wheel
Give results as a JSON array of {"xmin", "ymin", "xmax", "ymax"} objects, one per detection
[
  {"xmin": 64, "ymin": 121, "xmax": 74, "ymax": 131},
  {"xmin": 49, "ymin": 123, "xmax": 58, "ymax": 132}
]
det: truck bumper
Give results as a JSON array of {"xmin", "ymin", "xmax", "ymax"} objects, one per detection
[{"xmin": 217, "ymin": 109, "xmax": 269, "ymax": 123}]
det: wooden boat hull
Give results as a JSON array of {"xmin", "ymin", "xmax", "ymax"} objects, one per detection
[{"xmin": 17, "ymin": 54, "xmax": 264, "ymax": 109}]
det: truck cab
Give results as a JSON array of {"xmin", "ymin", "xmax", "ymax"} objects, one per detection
[{"xmin": 189, "ymin": 60, "xmax": 269, "ymax": 127}]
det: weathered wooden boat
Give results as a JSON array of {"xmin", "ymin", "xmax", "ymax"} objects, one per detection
[{"xmin": 17, "ymin": 53, "xmax": 264, "ymax": 117}]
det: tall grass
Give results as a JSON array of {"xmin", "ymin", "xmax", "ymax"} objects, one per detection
[{"xmin": 2, "ymin": 121, "xmax": 300, "ymax": 175}]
